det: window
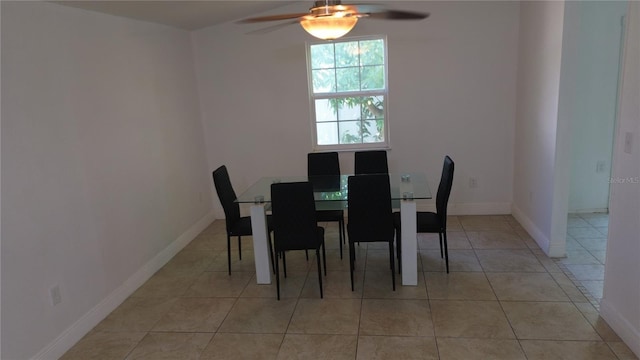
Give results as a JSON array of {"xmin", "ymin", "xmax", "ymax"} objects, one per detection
[{"xmin": 307, "ymin": 36, "xmax": 388, "ymax": 150}]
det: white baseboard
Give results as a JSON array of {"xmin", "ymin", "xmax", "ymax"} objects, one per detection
[
  {"xmin": 568, "ymin": 208, "xmax": 609, "ymax": 214},
  {"xmin": 33, "ymin": 211, "xmax": 216, "ymax": 360},
  {"xmin": 410, "ymin": 202, "xmax": 512, "ymax": 214},
  {"xmin": 600, "ymin": 298, "xmax": 640, "ymax": 358},
  {"xmin": 511, "ymin": 204, "xmax": 555, "ymax": 256},
  {"xmin": 445, "ymin": 202, "xmax": 512, "ymax": 215},
  {"xmin": 546, "ymin": 242, "xmax": 566, "ymax": 258}
]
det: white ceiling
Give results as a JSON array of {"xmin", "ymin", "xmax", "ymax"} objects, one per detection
[{"xmin": 53, "ymin": 1, "xmax": 298, "ymax": 30}]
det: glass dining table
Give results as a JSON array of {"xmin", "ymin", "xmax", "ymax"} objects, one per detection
[{"xmin": 235, "ymin": 173, "xmax": 431, "ymax": 286}]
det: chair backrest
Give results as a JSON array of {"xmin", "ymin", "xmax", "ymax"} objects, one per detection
[
  {"xmin": 308, "ymin": 152, "xmax": 341, "ymax": 191},
  {"xmin": 436, "ymin": 156, "xmax": 455, "ymax": 227},
  {"xmin": 271, "ymin": 182, "xmax": 319, "ymax": 252},
  {"xmin": 347, "ymin": 174, "xmax": 394, "ymax": 241},
  {"xmin": 354, "ymin": 150, "xmax": 389, "ymax": 175},
  {"xmin": 308, "ymin": 152, "xmax": 340, "ymax": 177},
  {"xmin": 212, "ymin": 165, "xmax": 241, "ymax": 231}
]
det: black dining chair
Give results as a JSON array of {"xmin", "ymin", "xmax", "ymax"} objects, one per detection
[
  {"xmin": 394, "ymin": 156, "xmax": 455, "ymax": 273},
  {"xmin": 212, "ymin": 165, "xmax": 274, "ymax": 275},
  {"xmin": 271, "ymin": 182, "xmax": 326, "ymax": 300},
  {"xmin": 354, "ymin": 150, "xmax": 389, "ymax": 175},
  {"xmin": 347, "ymin": 174, "xmax": 396, "ymax": 291},
  {"xmin": 308, "ymin": 152, "xmax": 346, "ymax": 259}
]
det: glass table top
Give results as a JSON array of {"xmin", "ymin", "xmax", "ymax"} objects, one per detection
[{"xmin": 235, "ymin": 173, "xmax": 432, "ymax": 204}]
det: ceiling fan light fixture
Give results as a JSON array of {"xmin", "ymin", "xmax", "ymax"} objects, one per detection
[
  {"xmin": 300, "ymin": 14, "xmax": 358, "ymax": 40},
  {"xmin": 239, "ymin": 0, "xmax": 429, "ymax": 39}
]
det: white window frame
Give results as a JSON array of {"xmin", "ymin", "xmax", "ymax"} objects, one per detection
[{"xmin": 306, "ymin": 35, "xmax": 390, "ymax": 151}]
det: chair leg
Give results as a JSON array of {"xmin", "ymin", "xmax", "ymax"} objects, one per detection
[
  {"xmin": 341, "ymin": 219, "xmax": 346, "ymax": 245},
  {"xmin": 227, "ymin": 235, "xmax": 232, "ymax": 275},
  {"xmin": 275, "ymin": 251, "xmax": 281, "ymax": 300},
  {"xmin": 282, "ymin": 251, "xmax": 287, "ymax": 278},
  {"xmin": 268, "ymin": 234, "xmax": 275, "ymax": 275},
  {"xmin": 396, "ymin": 229, "xmax": 402, "ymax": 274},
  {"xmin": 322, "ymin": 240, "xmax": 327, "ymax": 276},
  {"xmin": 439, "ymin": 233, "xmax": 444, "ymax": 258},
  {"xmin": 389, "ymin": 241, "xmax": 396, "ymax": 291},
  {"xmin": 305, "ymin": 250, "xmax": 309, "ymax": 261},
  {"xmin": 316, "ymin": 248, "xmax": 324, "ymax": 299},
  {"xmin": 349, "ymin": 241, "xmax": 355, "ymax": 291},
  {"xmin": 443, "ymin": 231, "xmax": 450, "ymax": 274},
  {"xmin": 338, "ymin": 219, "xmax": 343, "ymax": 259},
  {"xmin": 238, "ymin": 236, "xmax": 242, "ymax": 260}
]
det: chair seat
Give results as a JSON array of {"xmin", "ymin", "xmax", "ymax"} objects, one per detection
[
  {"xmin": 417, "ymin": 212, "xmax": 442, "ymax": 233},
  {"xmin": 229, "ymin": 215, "xmax": 273, "ymax": 236},
  {"xmin": 393, "ymin": 211, "xmax": 442, "ymax": 233},
  {"xmin": 315, "ymin": 209, "xmax": 344, "ymax": 222}
]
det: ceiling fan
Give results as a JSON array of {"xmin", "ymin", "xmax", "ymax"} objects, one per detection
[{"xmin": 238, "ymin": 0, "xmax": 429, "ymax": 40}]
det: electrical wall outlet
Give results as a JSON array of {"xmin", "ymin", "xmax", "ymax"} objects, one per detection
[
  {"xmin": 469, "ymin": 177, "xmax": 478, "ymax": 189},
  {"xmin": 624, "ymin": 132, "xmax": 633, "ymax": 154},
  {"xmin": 50, "ymin": 285, "xmax": 62, "ymax": 306},
  {"xmin": 596, "ymin": 160, "xmax": 606, "ymax": 173}
]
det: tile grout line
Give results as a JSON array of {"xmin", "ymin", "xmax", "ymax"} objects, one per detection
[{"xmin": 554, "ymin": 260, "xmax": 601, "ymax": 309}]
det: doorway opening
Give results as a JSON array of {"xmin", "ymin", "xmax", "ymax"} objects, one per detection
[{"xmin": 562, "ymin": 1, "xmax": 627, "ymax": 304}]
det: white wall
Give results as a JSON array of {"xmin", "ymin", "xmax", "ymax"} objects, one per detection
[
  {"xmin": 600, "ymin": 1, "xmax": 640, "ymax": 356},
  {"xmin": 0, "ymin": 2, "xmax": 3, "ymax": 357},
  {"xmin": 192, "ymin": 1, "xmax": 520, "ymax": 217},
  {"xmin": 1, "ymin": 2, "xmax": 213, "ymax": 359},
  {"xmin": 512, "ymin": 1, "xmax": 566, "ymax": 257},
  {"xmin": 566, "ymin": 1, "xmax": 627, "ymax": 213}
]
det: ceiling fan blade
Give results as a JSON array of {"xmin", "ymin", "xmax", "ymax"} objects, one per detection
[
  {"xmin": 238, "ymin": 12, "xmax": 309, "ymax": 23},
  {"xmin": 245, "ymin": 20, "xmax": 300, "ymax": 35},
  {"xmin": 362, "ymin": 9, "xmax": 430, "ymax": 20},
  {"xmin": 351, "ymin": 4, "xmax": 429, "ymax": 20}
]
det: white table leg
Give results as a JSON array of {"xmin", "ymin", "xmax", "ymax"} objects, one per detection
[
  {"xmin": 250, "ymin": 204, "xmax": 271, "ymax": 284},
  {"xmin": 401, "ymin": 200, "xmax": 418, "ymax": 285}
]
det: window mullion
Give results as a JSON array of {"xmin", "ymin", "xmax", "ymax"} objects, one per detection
[
  {"xmin": 333, "ymin": 43, "xmax": 338, "ymax": 93},
  {"xmin": 313, "ymin": 90, "xmax": 386, "ymax": 99},
  {"xmin": 309, "ymin": 36, "xmax": 388, "ymax": 149}
]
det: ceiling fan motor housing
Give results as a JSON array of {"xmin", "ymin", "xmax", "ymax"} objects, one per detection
[
  {"xmin": 313, "ymin": 0, "xmax": 343, "ymax": 7},
  {"xmin": 309, "ymin": 0, "xmax": 356, "ymax": 17}
]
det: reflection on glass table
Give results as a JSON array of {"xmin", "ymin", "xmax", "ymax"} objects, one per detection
[
  {"xmin": 235, "ymin": 173, "xmax": 431, "ymax": 286},
  {"xmin": 235, "ymin": 173, "xmax": 430, "ymax": 203}
]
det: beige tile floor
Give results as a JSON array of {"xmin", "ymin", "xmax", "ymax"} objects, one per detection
[
  {"xmin": 61, "ymin": 215, "xmax": 638, "ymax": 360},
  {"xmin": 560, "ymin": 213, "xmax": 609, "ymax": 305}
]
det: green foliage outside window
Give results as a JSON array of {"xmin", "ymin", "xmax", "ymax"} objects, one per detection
[{"xmin": 309, "ymin": 38, "xmax": 387, "ymax": 146}]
